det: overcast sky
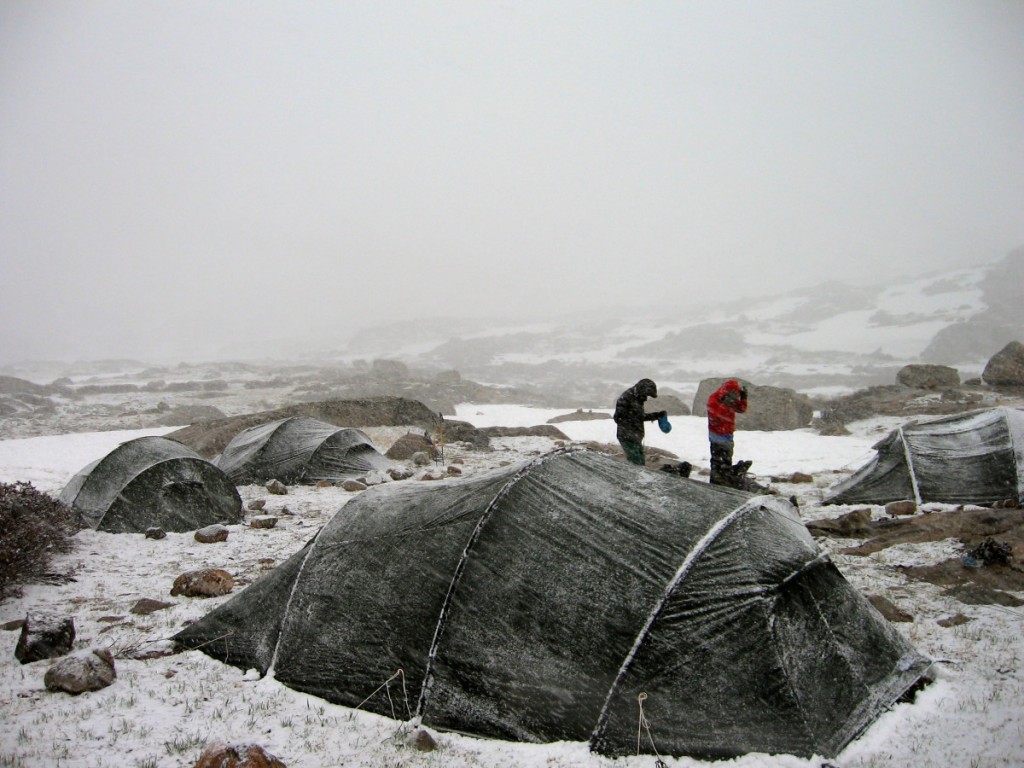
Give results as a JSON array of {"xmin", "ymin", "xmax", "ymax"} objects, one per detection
[{"xmin": 2, "ymin": 1, "xmax": 1023, "ymax": 364}]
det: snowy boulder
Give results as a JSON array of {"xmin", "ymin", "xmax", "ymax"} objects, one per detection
[
  {"xmin": 983, "ymin": 341, "xmax": 1024, "ymax": 386},
  {"xmin": 896, "ymin": 364, "xmax": 960, "ymax": 390},
  {"xmin": 195, "ymin": 524, "xmax": 229, "ymax": 543},
  {"xmin": 171, "ymin": 569, "xmax": 234, "ymax": 598},
  {"xmin": 44, "ymin": 648, "xmax": 116, "ymax": 695},
  {"xmin": 15, "ymin": 613, "xmax": 75, "ymax": 664}
]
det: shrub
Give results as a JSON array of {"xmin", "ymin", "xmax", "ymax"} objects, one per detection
[{"xmin": 0, "ymin": 482, "xmax": 79, "ymax": 601}]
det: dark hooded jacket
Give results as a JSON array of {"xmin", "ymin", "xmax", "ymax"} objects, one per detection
[{"xmin": 614, "ymin": 378, "xmax": 659, "ymax": 444}]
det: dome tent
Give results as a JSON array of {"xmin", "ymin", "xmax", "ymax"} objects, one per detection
[
  {"xmin": 215, "ymin": 416, "xmax": 395, "ymax": 485},
  {"xmin": 60, "ymin": 436, "xmax": 242, "ymax": 533},
  {"xmin": 824, "ymin": 407, "xmax": 1024, "ymax": 506},
  {"xmin": 174, "ymin": 448, "xmax": 929, "ymax": 760}
]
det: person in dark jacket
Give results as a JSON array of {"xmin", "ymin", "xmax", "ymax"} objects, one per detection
[
  {"xmin": 707, "ymin": 378, "xmax": 750, "ymax": 487},
  {"xmin": 614, "ymin": 378, "xmax": 665, "ymax": 466}
]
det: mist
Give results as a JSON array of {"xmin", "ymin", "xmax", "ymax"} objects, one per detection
[{"xmin": 2, "ymin": 0, "xmax": 1023, "ymax": 364}]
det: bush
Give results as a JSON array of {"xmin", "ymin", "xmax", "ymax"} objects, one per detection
[{"xmin": 0, "ymin": 482, "xmax": 79, "ymax": 600}]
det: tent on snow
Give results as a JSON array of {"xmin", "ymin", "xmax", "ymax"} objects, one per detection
[
  {"xmin": 215, "ymin": 416, "xmax": 395, "ymax": 485},
  {"xmin": 824, "ymin": 407, "xmax": 1024, "ymax": 506},
  {"xmin": 60, "ymin": 436, "xmax": 242, "ymax": 533},
  {"xmin": 175, "ymin": 448, "xmax": 929, "ymax": 760}
]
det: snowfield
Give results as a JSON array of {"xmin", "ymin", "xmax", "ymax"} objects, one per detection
[{"xmin": 1, "ymin": 405, "xmax": 1021, "ymax": 768}]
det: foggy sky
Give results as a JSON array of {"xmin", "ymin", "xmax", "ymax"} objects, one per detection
[{"xmin": 2, "ymin": 1, "xmax": 1023, "ymax": 364}]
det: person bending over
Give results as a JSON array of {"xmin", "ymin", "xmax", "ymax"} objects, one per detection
[
  {"xmin": 707, "ymin": 379, "xmax": 750, "ymax": 487},
  {"xmin": 614, "ymin": 378, "xmax": 665, "ymax": 466}
]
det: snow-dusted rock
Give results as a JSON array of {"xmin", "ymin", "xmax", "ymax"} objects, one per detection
[
  {"xmin": 43, "ymin": 648, "xmax": 115, "ymax": 695},
  {"xmin": 15, "ymin": 613, "xmax": 75, "ymax": 664}
]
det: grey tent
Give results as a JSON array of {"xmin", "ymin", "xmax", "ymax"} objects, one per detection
[
  {"xmin": 824, "ymin": 407, "xmax": 1024, "ymax": 506},
  {"xmin": 60, "ymin": 436, "xmax": 242, "ymax": 533},
  {"xmin": 216, "ymin": 416, "xmax": 395, "ymax": 484},
  {"xmin": 175, "ymin": 448, "xmax": 929, "ymax": 759}
]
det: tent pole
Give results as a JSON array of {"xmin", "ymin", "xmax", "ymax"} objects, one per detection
[{"xmin": 898, "ymin": 427, "xmax": 923, "ymax": 508}]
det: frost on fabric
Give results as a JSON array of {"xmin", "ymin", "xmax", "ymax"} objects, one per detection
[
  {"xmin": 215, "ymin": 416, "xmax": 396, "ymax": 484},
  {"xmin": 824, "ymin": 407, "xmax": 1024, "ymax": 506},
  {"xmin": 58, "ymin": 435, "xmax": 242, "ymax": 532},
  {"xmin": 175, "ymin": 448, "xmax": 930, "ymax": 760}
]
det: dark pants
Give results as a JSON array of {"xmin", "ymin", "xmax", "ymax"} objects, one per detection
[
  {"xmin": 709, "ymin": 439, "xmax": 734, "ymax": 486},
  {"xmin": 620, "ymin": 440, "xmax": 645, "ymax": 466}
]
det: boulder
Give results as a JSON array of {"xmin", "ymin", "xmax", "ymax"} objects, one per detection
[
  {"xmin": 385, "ymin": 433, "xmax": 437, "ymax": 461},
  {"xmin": 194, "ymin": 742, "xmax": 286, "ymax": 768},
  {"xmin": 15, "ymin": 613, "xmax": 75, "ymax": 664},
  {"xmin": 195, "ymin": 524, "xmax": 229, "ymax": 543},
  {"xmin": 171, "ymin": 569, "xmax": 234, "ymax": 598},
  {"xmin": 265, "ymin": 479, "xmax": 288, "ymax": 496},
  {"xmin": 896, "ymin": 364, "xmax": 960, "ymax": 390},
  {"xmin": 691, "ymin": 378, "xmax": 813, "ymax": 431},
  {"xmin": 983, "ymin": 341, "xmax": 1024, "ymax": 386},
  {"xmin": 247, "ymin": 499, "xmax": 267, "ymax": 511},
  {"xmin": 249, "ymin": 516, "xmax": 278, "ymax": 529},
  {"xmin": 43, "ymin": 648, "xmax": 116, "ymax": 694}
]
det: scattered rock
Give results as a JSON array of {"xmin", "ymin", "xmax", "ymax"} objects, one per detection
[
  {"xmin": 247, "ymin": 499, "xmax": 267, "ymax": 511},
  {"xmin": 341, "ymin": 480, "xmax": 368, "ymax": 492},
  {"xmin": 896, "ymin": 364, "xmax": 960, "ymax": 390},
  {"xmin": 195, "ymin": 524, "xmax": 229, "ymax": 543},
  {"xmin": 411, "ymin": 451, "xmax": 432, "ymax": 466},
  {"xmin": 130, "ymin": 598, "xmax": 174, "ymax": 615},
  {"xmin": 788, "ymin": 471, "xmax": 814, "ymax": 484},
  {"xmin": 406, "ymin": 728, "xmax": 437, "ymax": 752},
  {"xmin": 193, "ymin": 742, "xmax": 286, "ymax": 768},
  {"xmin": 145, "ymin": 527, "xmax": 166, "ymax": 540},
  {"xmin": 885, "ymin": 500, "xmax": 917, "ymax": 517},
  {"xmin": 171, "ymin": 569, "xmax": 234, "ymax": 598},
  {"xmin": 266, "ymin": 479, "xmax": 287, "ymax": 495},
  {"xmin": 982, "ymin": 340, "xmax": 1024, "ymax": 386},
  {"xmin": 867, "ymin": 594, "xmax": 914, "ymax": 622},
  {"xmin": 943, "ymin": 583, "xmax": 1024, "ymax": 607},
  {"xmin": 547, "ymin": 408, "xmax": 612, "ymax": 424},
  {"xmin": 447, "ymin": 465, "xmax": 462, "ymax": 476},
  {"xmin": 419, "ymin": 472, "xmax": 444, "ymax": 481},
  {"xmin": 44, "ymin": 648, "xmax": 116, "ymax": 695},
  {"xmin": 315, "ymin": 480, "xmax": 332, "ymax": 488},
  {"xmin": 363, "ymin": 470, "xmax": 390, "ymax": 485},
  {"xmin": 249, "ymin": 516, "xmax": 278, "ymax": 529},
  {"xmin": 937, "ymin": 613, "xmax": 973, "ymax": 628},
  {"xmin": 15, "ymin": 613, "xmax": 75, "ymax": 664},
  {"xmin": 806, "ymin": 508, "xmax": 873, "ymax": 538},
  {"xmin": 478, "ymin": 425, "xmax": 570, "ymax": 439},
  {"xmin": 387, "ymin": 467, "xmax": 414, "ymax": 481}
]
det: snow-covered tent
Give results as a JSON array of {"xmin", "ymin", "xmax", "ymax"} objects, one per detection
[
  {"xmin": 824, "ymin": 407, "xmax": 1024, "ymax": 506},
  {"xmin": 215, "ymin": 416, "xmax": 395, "ymax": 485},
  {"xmin": 60, "ymin": 436, "xmax": 242, "ymax": 533},
  {"xmin": 175, "ymin": 448, "xmax": 929, "ymax": 760}
]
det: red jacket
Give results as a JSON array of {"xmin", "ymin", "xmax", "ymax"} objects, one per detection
[{"xmin": 707, "ymin": 379, "xmax": 747, "ymax": 437}]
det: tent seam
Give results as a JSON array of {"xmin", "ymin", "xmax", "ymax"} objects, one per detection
[
  {"xmin": 265, "ymin": 526, "xmax": 327, "ymax": 679},
  {"xmin": 590, "ymin": 494, "xmax": 786, "ymax": 748},
  {"xmin": 898, "ymin": 427, "xmax": 923, "ymax": 507},
  {"xmin": 414, "ymin": 448, "xmax": 574, "ymax": 719}
]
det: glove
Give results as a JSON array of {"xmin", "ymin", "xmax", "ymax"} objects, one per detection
[
  {"xmin": 739, "ymin": 387, "xmax": 748, "ymax": 399},
  {"xmin": 658, "ymin": 411, "xmax": 668, "ymax": 419}
]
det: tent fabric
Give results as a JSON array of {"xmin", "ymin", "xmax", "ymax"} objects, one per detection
[
  {"xmin": 215, "ymin": 416, "xmax": 395, "ymax": 484},
  {"xmin": 59, "ymin": 436, "xmax": 242, "ymax": 533},
  {"xmin": 824, "ymin": 407, "xmax": 1024, "ymax": 506},
  {"xmin": 174, "ymin": 448, "xmax": 929, "ymax": 760}
]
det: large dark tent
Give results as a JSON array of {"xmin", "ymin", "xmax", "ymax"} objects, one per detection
[
  {"xmin": 175, "ymin": 448, "xmax": 929, "ymax": 759},
  {"xmin": 824, "ymin": 407, "xmax": 1024, "ymax": 506},
  {"xmin": 60, "ymin": 436, "xmax": 242, "ymax": 533},
  {"xmin": 215, "ymin": 416, "xmax": 395, "ymax": 484}
]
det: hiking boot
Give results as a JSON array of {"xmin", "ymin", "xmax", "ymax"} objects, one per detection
[{"xmin": 734, "ymin": 460, "xmax": 752, "ymax": 474}]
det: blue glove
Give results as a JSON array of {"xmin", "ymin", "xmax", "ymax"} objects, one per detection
[{"xmin": 658, "ymin": 413, "xmax": 672, "ymax": 433}]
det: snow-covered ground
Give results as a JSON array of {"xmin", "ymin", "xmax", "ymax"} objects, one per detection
[{"xmin": 1, "ymin": 405, "xmax": 1021, "ymax": 767}]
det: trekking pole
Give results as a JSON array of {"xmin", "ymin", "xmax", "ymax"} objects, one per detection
[{"xmin": 437, "ymin": 412, "xmax": 445, "ymax": 466}]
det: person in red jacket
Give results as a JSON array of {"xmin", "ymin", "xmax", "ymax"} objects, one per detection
[{"xmin": 707, "ymin": 379, "xmax": 750, "ymax": 487}]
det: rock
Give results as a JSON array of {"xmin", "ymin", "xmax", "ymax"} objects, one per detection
[
  {"xmin": 896, "ymin": 364, "xmax": 960, "ymax": 390},
  {"xmin": 144, "ymin": 527, "xmax": 167, "ymax": 540},
  {"xmin": 249, "ymin": 516, "xmax": 278, "ymax": 529},
  {"xmin": 130, "ymin": 598, "xmax": 174, "ymax": 615},
  {"xmin": 247, "ymin": 499, "xmax": 267, "ymax": 511},
  {"xmin": 805, "ymin": 508, "xmax": 873, "ymax": 538},
  {"xmin": 691, "ymin": 379, "xmax": 813, "ymax": 431},
  {"xmin": 385, "ymin": 433, "xmax": 437, "ymax": 461},
  {"xmin": 937, "ymin": 613, "xmax": 973, "ymax": 628},
  {"xmin": 15, "ymin": 613, "xmax": 75, "ymax": 664},
  {"xmin": 171, "ymin": 569, "xmax": 234, "ymax": 598},
  {"xmin": 867, "ymin": 595, "xmax": 914, "ymax": 623},
  {"xmin": 547, "ymin": 408, "xmax": 613, "ymax": 424},
  {"xmin": 419, "ymin": 472, "xmax": 444, "ymax": 481},
  {"xmin": 406, "ymin": 728, "xmax": 437, "ymax": 752},
  {"xmin": 387, "ymin": 468, "xmax": 414, "ymax": 481},
  {"xmin": 195, "ymin": 524, "xmax": 229, "ymax": 543},
  {"xmin": 885, "ymin": 500, "xmax": 918, "ymax": 517},
  {"xmin": 341, "ymin": 480, "xmax": 368, "ymax": 492},
  {"xmin": 43, "ymin": 649, "xmax": 116, "ymax": 694},
  {"xmin": 193, "ymin": 742, "xmax": 286, "ymax": 768},
  {"xmin": 982, "ymin": 341, "xmax": 1024, "ymax": 386},
  {"xmin": 446, "ymin": 465, "xmax": 462, "ymax": 476},
  {"xmin": 266, "ymin": 479, "xmax": 288, "ymax": 495},
  {"xmin": 788, "ymin": 472, "xmax": 814, "ymax": 484},
  {"xmin": 315, "ymin": 480, "xmax": 332, "ymax": 488},
  {"xmin": 411, "ymin": 451, "xmax": 432, "ymax": 466},
  {"xmin": 363, "ymin": 470, "xmax": 390, "ymax": 485}
]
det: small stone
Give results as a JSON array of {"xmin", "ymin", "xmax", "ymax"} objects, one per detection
[
  {"xmin": 144, "ymin": 527, "xmax": 167, "ymax": 540},
  {"xmin": 130, "ymin": 598, "xmax": 174, "ymax": 615},
  {"xmin": 44, "ymin": 648, "xmax": 116, "ymax": 695},
  {"xmin": 446, "ymin": 465, "xmax": 462, "ymax": 476},
  {"xmin": 937, "ymin": 613, "xmax": 973, "ymax": 628},
  {"xmin": 15, "ymin": 613, "xmax": 75, "ymax": 664},
  {"xmin": 788, "ymin": 472, "xmax": 813, "ymax": 484},
  {"xmin": 266, "ymin": 479, "xmax": 287, "ymax": 495},
  {"xmin": 195, "ymin": 524, "xmax": 229, "ymax": 543},
  {"xmin": 247, "ymin": 499, "xmax": 267, "ymax": 511},
  {"xmin": 171, "ymin": 569, "xmax": 234, "ymax": 598},
  {"xmin": 387, "ymin": 468, "xmax": 414, "ymax": 481},
  {"xmin": 885, "ymin": 500, "xmax": 917, "ymax": 517},
  {"xmin": 249, "ymin": 516, "xmax": 278, "ymax": 529},
  {"xmin": 407, "ymin": 728, "xmax": 437, "ymax": 752},
  {"xmin": 867, "ymin": 594, "xmax": 914, "ymax": 622},
  {"xmin": 341, "ymin": 480, "xmax": 368, "ymax": 492},
  {"xmin": 411, "ymin": 451, "xmax": 432, "ymax": 466},
  {"xmin": 193, "ymin": 742, "xmax": 286, "ymax": 768},
  {"xmin": 315, "ymin": 480, "xmax": 332, "ymax": 488}
]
